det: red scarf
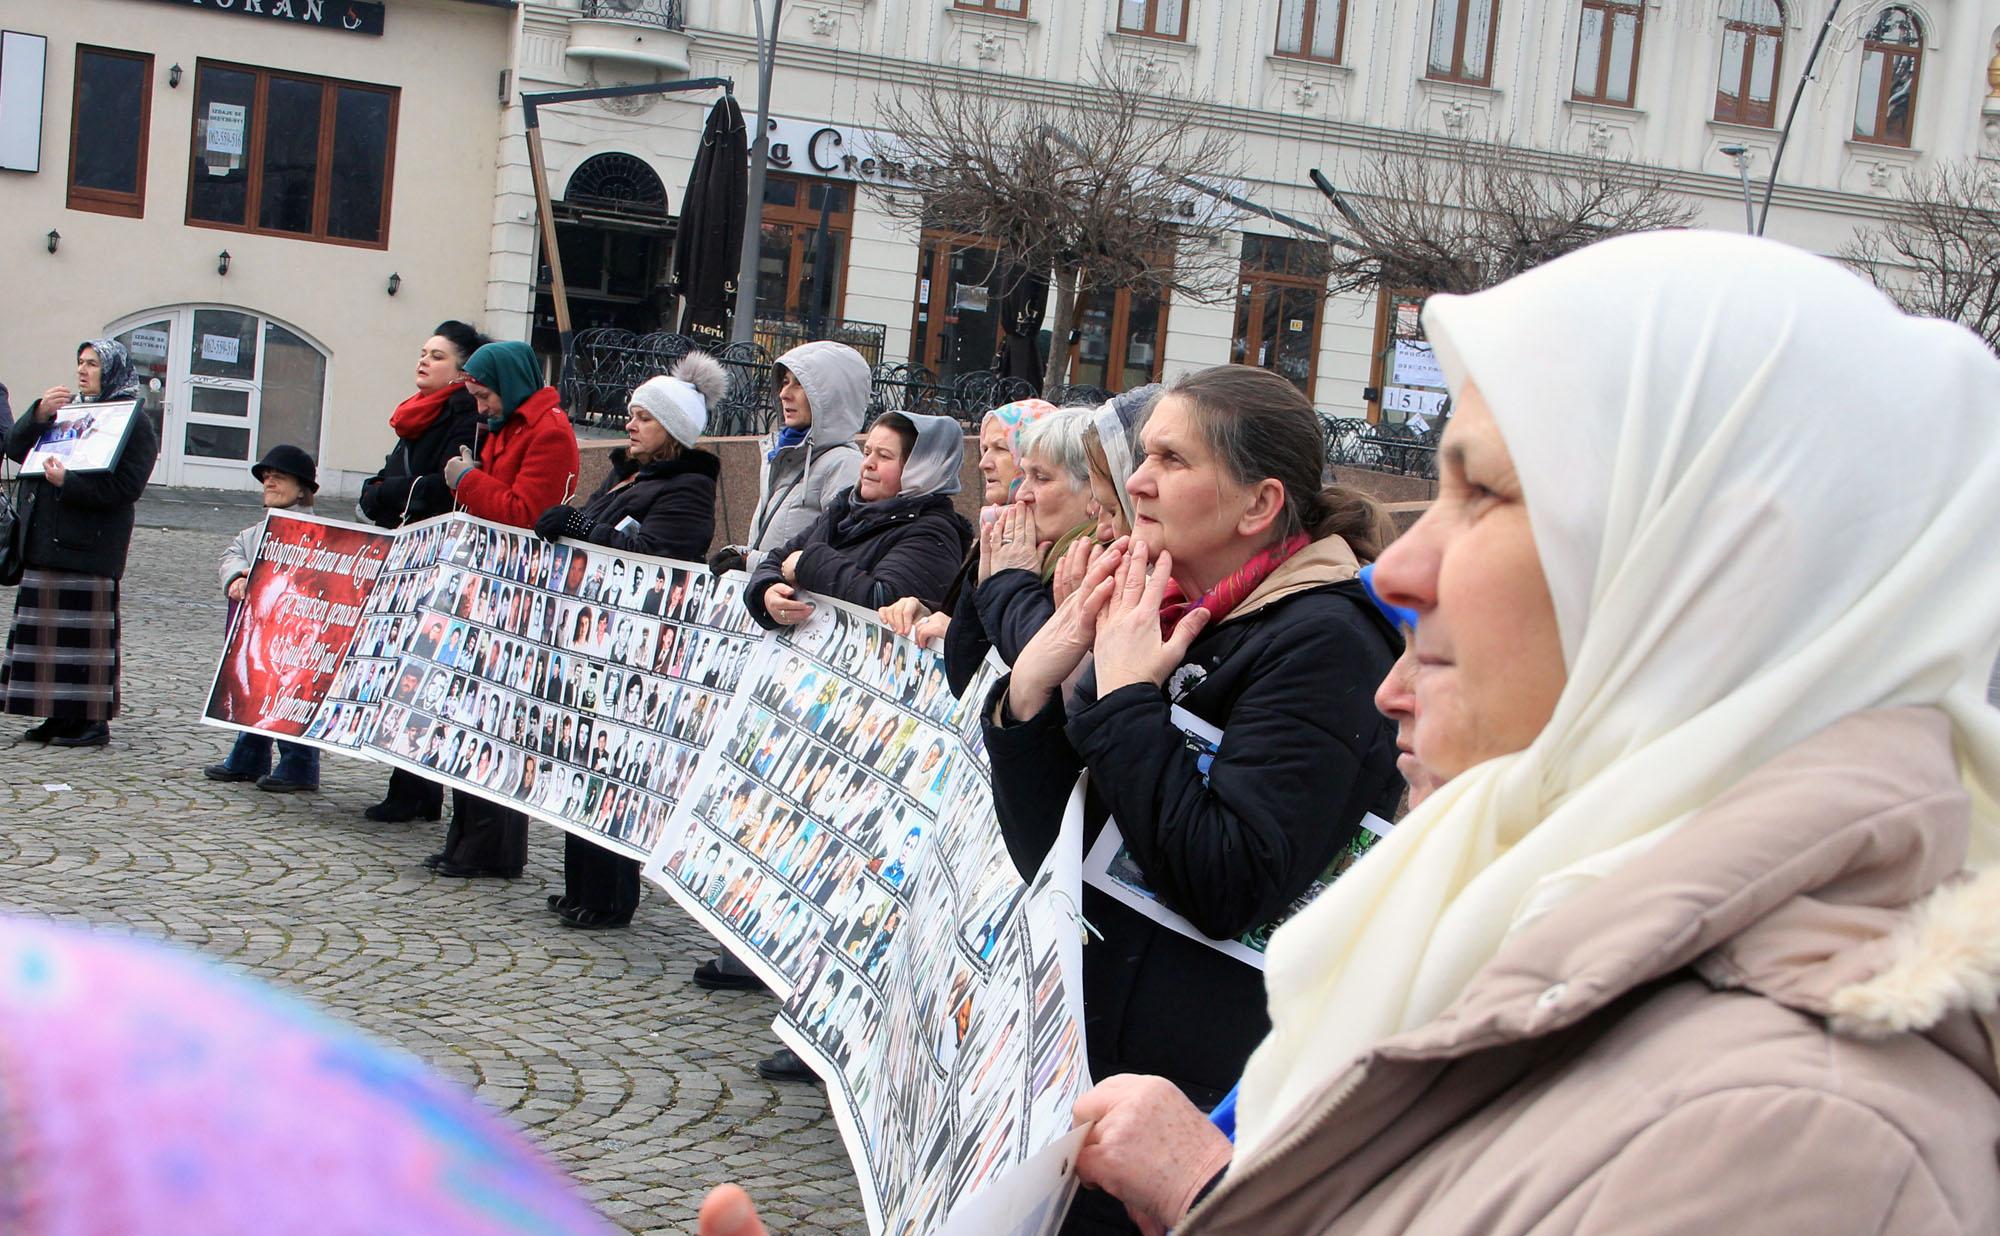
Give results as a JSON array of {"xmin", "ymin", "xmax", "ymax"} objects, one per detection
[
  {"xmin": 388, "ymin": 381, "xmax": 464, "ymax": 440},
  {"xmin": 1158, "ymin": 533, "xmax": 1311, "ymax": 637}
]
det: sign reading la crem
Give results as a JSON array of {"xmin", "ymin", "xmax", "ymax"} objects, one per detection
[{"xmin": 150, "ymin": 0, "xmax": 386, "ymax": 37}]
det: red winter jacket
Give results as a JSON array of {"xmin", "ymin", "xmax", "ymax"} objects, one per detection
[{"xmin": 455, "ymin": 387, "xmax": 580, "ymax": 530}]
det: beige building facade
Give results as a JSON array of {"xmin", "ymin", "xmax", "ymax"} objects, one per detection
[{"xmin": 0, "ymin": 0, "xmax": 513, "ymax": 494}]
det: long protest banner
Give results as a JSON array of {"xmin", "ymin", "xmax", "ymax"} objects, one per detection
[{"xmin": 203, "ymin": 511, "xmax": 1090, "ymax": 1234}]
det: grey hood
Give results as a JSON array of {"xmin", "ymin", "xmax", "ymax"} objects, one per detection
[
  {"xmin": 885, "ymin": 411, "xmax": 964, "ymax": 498},
  {"xmin": 774, "ymin": 340, "xmax": 869, "ymax": 447}
]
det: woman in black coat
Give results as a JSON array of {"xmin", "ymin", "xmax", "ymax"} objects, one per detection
[
  {"xmin": 535, "ymin": 353, "xmax": 726, "ymax": 929},
  {"xmin": 356, "ymin": 320, "xmax": 485, "ymax": 823},
  {"xmin": 2, "ymin": 339, "xmax": 159, "ymax": 747},
  {"xmin": 985, "ymin": 366, "xmax": 1403, "ymax": 1234},
  {"xmin": 744, "ymin": 411, "xmax": 972, "ymax": 629}
]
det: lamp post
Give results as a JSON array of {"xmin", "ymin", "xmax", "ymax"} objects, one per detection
[
  {"xmin": 1719, "ymin": 144, "xmax": 1756, "ymax": 233},
  {"xmin": 729, "ymin": 0, "xmax": 784, "ymax": 346}
]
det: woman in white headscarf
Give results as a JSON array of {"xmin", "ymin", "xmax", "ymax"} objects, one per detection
[{"xmin": 1125, "ymin": 232, "xmax": 2000, "ymax": 1234}]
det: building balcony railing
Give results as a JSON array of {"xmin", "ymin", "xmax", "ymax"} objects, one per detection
[{"xmin": 579, "ymin": 0, "xmax": 685, "ymax": 31}]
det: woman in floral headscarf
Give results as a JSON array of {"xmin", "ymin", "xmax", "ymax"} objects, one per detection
[{"xmin": 2, "ymin": 339, "xmax": 159, "ymax": 748}]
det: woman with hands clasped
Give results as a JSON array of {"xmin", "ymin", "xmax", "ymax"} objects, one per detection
[
  {"xmin": 934, "ymin": 407, "xmax": 1105, "ymax": 690},
  {"xmin": 984, "ymin": 365, "xmax": 1403, "ymax": 1232},
  {"xmin": 875, "ymin": 397, "xmax": 1056, "ymax": 656}
]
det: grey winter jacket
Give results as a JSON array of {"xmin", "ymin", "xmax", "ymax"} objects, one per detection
[
  {"xmin": 742, "ymin": 341, "xmax": 867, "ymax": 553},
  {"xmin": 220, "ymin": 498, "xmax": 315, "ymax": 590}
]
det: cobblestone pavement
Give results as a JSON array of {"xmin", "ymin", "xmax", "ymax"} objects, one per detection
[{"xmin": 0, "ymin": 502, "xmax": 866, "ymax": 1234}]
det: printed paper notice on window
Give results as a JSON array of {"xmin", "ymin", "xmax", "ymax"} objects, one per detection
[
  {"xmin": 1080, "ymin": 705, "xmax": 1393, "ymax": 970},
  {"xmin": 129, "ymin": 328, "xmax": 169, "ymax": 359},
  {"xmin": 205, "ymin": 102, "xmax": 246, "ymax": 157},
  {"xmin": 1390, "ymin": 339, "xmax": 1444, "ymax": 389},
  {"xmin": 201, "ymin": 334, "xmax": 241, "ymax": 365}
]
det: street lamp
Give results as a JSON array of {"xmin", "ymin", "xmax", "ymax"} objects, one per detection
[{"xmin": 1719, "ymin": 144, "xmax": 1755, "ymax": 234}]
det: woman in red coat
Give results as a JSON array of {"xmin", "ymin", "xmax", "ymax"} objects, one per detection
[{"xmin": 431, "ymin": 340, "xmax": 580, "ymax": 878}]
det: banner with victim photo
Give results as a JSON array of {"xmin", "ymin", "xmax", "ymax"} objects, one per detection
[
  {"xmin": 352, "ymin": 515, "xmax": 765, "ymax": 861},
  {"xmin": 645, "ymin": 600, "xmax": 1090, "ymax": 1236},
  {"xmin": 203, "ymin": 512, "xmax": 1094, "ymax": 1234},
  {"xmin": 203, "ymin": 511, "xmax": 396, "ymax": 739}
]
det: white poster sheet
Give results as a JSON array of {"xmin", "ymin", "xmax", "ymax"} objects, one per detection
[
  {"xmin": 19, "ymin": 399, "xmax": 139, "ymax": 475},
  {"xmin": 1081, "ymin": 707, "xmax": 1393, "ymax": 970}
]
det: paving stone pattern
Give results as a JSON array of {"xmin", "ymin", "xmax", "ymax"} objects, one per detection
[{"xmin": 0, "ymin": 514, "xmax": 866, "ymax": 1234}]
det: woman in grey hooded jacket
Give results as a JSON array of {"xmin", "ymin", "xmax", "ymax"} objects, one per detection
[{"xmin": 710, "ymin": 341, "xmax": 867, "ymax": 569}]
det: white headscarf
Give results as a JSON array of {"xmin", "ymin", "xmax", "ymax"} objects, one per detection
[
  {"xmin": 884, "ymin": 411, "xmax": 963, "ymax": 499},
  {"xmin": 1235, "ymin": 231, "xmax": 2000, "ymax": 1155}
]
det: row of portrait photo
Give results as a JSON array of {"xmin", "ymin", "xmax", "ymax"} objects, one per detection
[{"xmin": 442, "ymin": 521, "xmax": 751, "ymax": 634}]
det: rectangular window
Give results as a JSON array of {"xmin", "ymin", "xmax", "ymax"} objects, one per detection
[
  {"xmin": 954, "ymin": 0, "xmax": 1026, "ymax": 13},
  {"xmin": 1119, "ymin": 0, "xmax": 1188, "ymax": 40},
  {"xmin": 1231, "ymin": 236, "xmax": 1325, "ymax": 399},
  {"xmin": 754, "ymin": 174, "xmax": 853, "ymax": 324},
  {"xmin": 1572, "ymin": 0, "xmax": 1642, "ymax": 105},
  {"xmin": 1276, "ymin": 0, "xmax": 1344, "ymax": 62},
  {"xmin": 185, "ymin": 60, "xmax": 398, "ymax": 248},
  {"xmin": 1428, "ymin": 0, "xmax": 1498, "ymax": 85},
  {"xmin": 67, "ymin": 45, "xmax": 151, "ymax": 217}
]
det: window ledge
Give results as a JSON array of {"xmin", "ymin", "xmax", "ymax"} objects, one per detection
[
  {"xmin": 1845, "ymin": 137, "xmax": 1920, "ymax": 157},
  {"xmin": 1416, "ymin": 74, "xmax": 1499, "ymax": 97},
  {"xmin": 1266, "ymin": 53, "xmax": 1352, "ymax": 77},
  {"xmin": 945, "ymin": 4, "xmax": 1034, "ymax": 23},
  {"xmin": 1707, "ymin": 116, "xmax": 1778, "ymax": 136},
  {"xmin": 1563, "ymin": 96, "xmax": 1641, "ymax": 114},
  {"xmin": 1104, "ymin": 27, "xmax": 1191, "ymax": 47}
]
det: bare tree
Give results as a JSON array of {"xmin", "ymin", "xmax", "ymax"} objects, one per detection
[
  {"xmin": 869, "ymin": 65, "xmax": 1244, "ymax": 390},
  {"xmin": 1314, "ymin": 137, "xmax": 1698, "ymax": 299},
  {"xmin": 1843, "ymin": 159, "xmax": 2000, "ymax": 354}
]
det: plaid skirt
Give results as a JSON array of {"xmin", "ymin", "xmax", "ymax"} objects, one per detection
[{"xmin": 0, "ymin": 569, "xmax": 121, "ymax": 720}]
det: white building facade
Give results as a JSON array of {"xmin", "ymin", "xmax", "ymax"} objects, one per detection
[
  {"xmin": 4, "ymin": 0, "xmax": 1993, "ymax": 493},
  {"xmin": 500, "ymin": 0, "xmax": 1999, "ymax": 428}
]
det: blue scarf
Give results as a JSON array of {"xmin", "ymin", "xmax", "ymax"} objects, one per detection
[{"xmin": 766, "ymin": 425, "xmax": 808, "ymax": 461}]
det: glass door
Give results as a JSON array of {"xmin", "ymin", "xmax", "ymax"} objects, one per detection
[
  {"xmin": 112, "ymin": 316, "xmax": 172, "ymax": 484},
  {"xmin": 107, "ymin": 306, "xmax": 327, "ymax": 489}
]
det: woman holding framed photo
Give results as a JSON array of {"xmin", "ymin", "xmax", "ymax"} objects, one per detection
[{"xmin": 2, "ymin": 339, "xmax": 159, "ymax": 748}]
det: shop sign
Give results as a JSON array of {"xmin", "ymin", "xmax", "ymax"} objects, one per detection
[
  {"xmin": 149, "ymin": 0, "xmax": 386, "ymax": 38},
  {"xmin": 763, "ymin": 117, "xmax": 920, "ymax": 187}
]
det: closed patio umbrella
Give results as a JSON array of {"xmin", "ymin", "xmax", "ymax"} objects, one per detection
[{"xmin": 674, "ymin": 95, "xmax": 748, "ymax": 348}]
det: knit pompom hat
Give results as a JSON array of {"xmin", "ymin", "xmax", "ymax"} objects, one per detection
[{"xmin": 631, "ymin": 351, "xmax": 728, "ymax": 447}]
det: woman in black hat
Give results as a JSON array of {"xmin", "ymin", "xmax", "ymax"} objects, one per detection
[
  {"xmin": 203, "ymin": 445, "xmax": 321, "ymax": 791},
  {"xmin": 2, "ymin": 339, "xmax": 160, "ymax": 748}
]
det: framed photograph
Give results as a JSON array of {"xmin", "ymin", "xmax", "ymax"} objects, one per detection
[{"xmin": 20, "ymin": 399, "xmax": 139, "ymax": 475}]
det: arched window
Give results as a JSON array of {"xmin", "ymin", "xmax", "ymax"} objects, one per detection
[
  {"xmin": 562, "ymin": 151, "xmax": 667, "ymax": 217},
  {"xmin": 1853, "ymin": 6, "xmax": 1922, "ymax": 147},
  {"xmin": 1715, "ymin": 0, "xmax": 1785, "ymax": 126},
  {"xmin": 1573, "ymin": 0, "xmax": 1644, "ymax": 105}
]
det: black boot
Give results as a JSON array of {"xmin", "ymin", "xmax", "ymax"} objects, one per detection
[{"xmin": 49, "ymin": 722, "xmax": 109, "ymax": 748}]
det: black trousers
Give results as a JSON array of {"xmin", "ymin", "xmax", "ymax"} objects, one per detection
[
  {"xmin": 442, "ymin": 790, "xmax": 528, "ymax": 874},
  {"xmin": 383, "ymin": 766, "xmax": 443, "ymax": 814},
  {"xmin": 563, "ymin": 833, "xmax": 640, "ymax": 918}
]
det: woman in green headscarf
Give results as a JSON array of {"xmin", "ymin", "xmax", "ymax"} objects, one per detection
[{"xmin": 429, "ymin": 340, "xmax": 580, "ymax": 880}]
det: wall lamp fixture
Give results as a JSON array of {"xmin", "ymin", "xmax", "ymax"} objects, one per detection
[
  {"xmin": 46, "ymin": 229, "xmax": 59, "ymax": 254},
  {"xmin": 387, "ymin": 272, "xmax": 401, "ymax": 296},
  {"xmin": 217, "ymin": 250, "xmax": 231, "ymax": 276}
]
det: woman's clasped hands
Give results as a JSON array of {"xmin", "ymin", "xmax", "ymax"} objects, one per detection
[{"xmin": 1004, "ymin": 537, "xmax": 1206, "ymax": 720}]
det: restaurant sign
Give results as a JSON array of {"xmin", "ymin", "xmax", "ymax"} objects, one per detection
[{"xmin": 150, "ymin": 0, "xmax": 386, "ymax": 37}]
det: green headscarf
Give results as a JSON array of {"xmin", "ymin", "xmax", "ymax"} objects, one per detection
[{"xmin": 462, "ymin": 341, "xmax": 543, "ymax": 429}]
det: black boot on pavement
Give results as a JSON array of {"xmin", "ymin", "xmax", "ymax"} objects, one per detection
[
  {"xmin": 49, "ymin": 722, "xmax": 109, "ymax": 748},
  {"xmin": 756, "ymin": 1048, "xmax": 817, "ymax": 1083}
]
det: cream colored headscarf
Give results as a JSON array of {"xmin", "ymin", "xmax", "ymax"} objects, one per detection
[{"xmin": 1234, "ymin": 231, "xmax": 2000, "ymax": 1156}]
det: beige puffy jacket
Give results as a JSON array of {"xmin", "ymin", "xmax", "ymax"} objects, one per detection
[{"xmin": 1185, "ymin": 707, "xmax": 2000, "ymax": 1236}]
